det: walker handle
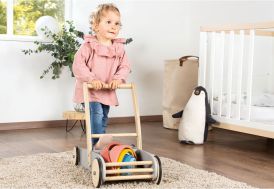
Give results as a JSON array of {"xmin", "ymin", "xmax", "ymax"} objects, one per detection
[{"xmin": 86, "ymin": 83, "xmax": 133, "ymax": 89}]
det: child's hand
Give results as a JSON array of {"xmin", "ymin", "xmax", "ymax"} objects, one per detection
[
  {"xmin": 109, "ymin": 79, "xmax": 122, "ymax": 89},
  {"xmin": 91, "ymin": 80, "xmax": 105, "ymax": 90}
]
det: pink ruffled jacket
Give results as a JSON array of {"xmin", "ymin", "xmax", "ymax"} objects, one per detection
[{"xmin": 72, "ymin": 35, "xmax": 131, "ymax": 106}]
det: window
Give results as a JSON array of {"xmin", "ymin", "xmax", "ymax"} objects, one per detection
[
  {"xmin": 0, "ymin": 0, "xmax": 7, "ymax": 34},
  {"xmin": 0, "ymin": 0, "xmax": 71, "ymax": 40},
  {"xmin": 13, "ymin": 0, "xmax": 64, "ymax": 36}
]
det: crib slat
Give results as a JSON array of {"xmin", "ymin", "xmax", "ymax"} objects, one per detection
[
  {"xmin": 227, "ymin": 31, "xmax": 235, "ymax": 118},
  {"xmin": 218, "ymin": 31, "xmax": 225, "ymax": 117},
  {"xmin": 203, "ymin": 33, "xmax": 208, "ymax": 88},
  {"xmin": 199, "ymin": 32, "xmax": 207, "ymax": 87},
  {"xmin": 210, "ymin": 32, "xmax": 216, "ymax": 115},
  {"xmin": 236, "ymin": 30, "xmax": 245, "ymax": 120},
  {"xmin": 246, "ymin": 30, "xmax": 255, "ymax": 121}
]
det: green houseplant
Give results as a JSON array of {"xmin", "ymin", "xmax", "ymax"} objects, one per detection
[{"xmin": 23, "ymin": 21, "xmax": 84, "ymax": 79}]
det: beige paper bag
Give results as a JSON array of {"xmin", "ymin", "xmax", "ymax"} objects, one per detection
[{"xmin": 162, "ymin": 56, "xmax": 199, "ymax": 129}]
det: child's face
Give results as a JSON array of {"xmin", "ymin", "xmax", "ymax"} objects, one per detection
[{"xmin": 95, "ymin": 11, "xmax": 121, "ymax": 41}]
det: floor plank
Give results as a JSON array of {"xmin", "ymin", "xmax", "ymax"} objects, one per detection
[{"xmin": 0, "ymin": 121, "xmax": 273, "ymax": 188}]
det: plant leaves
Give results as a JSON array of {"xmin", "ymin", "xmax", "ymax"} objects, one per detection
[{"xmin": 23, "ymin": 21, "xmax": 82, "ymax": 79}]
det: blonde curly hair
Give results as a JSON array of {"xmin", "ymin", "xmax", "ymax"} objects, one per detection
[{"xmin": 90, "ymin": 3, "xmax": 121, "ymax": 33}]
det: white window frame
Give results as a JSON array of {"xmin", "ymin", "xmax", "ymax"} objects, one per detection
[{"xmin": 0, "ymin": 0, "xmax": 72, "ymax": 42}]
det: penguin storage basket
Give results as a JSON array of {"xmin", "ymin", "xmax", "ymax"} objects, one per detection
[{"xmin": 73, "ymin": 82, "xmax": 162, "ymax": 188}]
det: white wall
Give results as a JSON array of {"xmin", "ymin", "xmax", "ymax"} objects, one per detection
[
  {"xmin": 1, "ymin": 1, "xmax": 274, "ymax": 123},
  {"xmin": 0, "ymin": 41, "xmax": 75, "ymax": 123},
  {"xmin": 184, "ymin": 1, "xmax": 274, "ymax": 54}
]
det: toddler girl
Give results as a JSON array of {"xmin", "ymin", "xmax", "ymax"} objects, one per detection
[{"xmin": 72, "ymin": 3, "xmax": 131, "ymax": 149}]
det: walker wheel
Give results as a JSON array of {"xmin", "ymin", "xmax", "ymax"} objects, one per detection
[
  {"xmin": 154, "ymin": 155, "xmax": 162, "ymax": 185},
  {"xmin": 92, "ymin": 158, "xmax": 103, "ymax": 188},
  {"xmin": 73, "ymin": 146, "xmax": 80, "ymax": 166}
]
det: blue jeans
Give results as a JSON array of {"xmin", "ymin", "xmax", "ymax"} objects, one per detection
[{"xmin": 87, "ymin": 102, "xmax": 110, "ymax": 145}]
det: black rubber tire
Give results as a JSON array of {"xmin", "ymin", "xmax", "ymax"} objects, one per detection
[
  {"xmin": 154, "ymin": 155, "xmax": 162, "ymax": 185},
  {"xmin": 74, "ymin": 146, "xmax": 80, "ymax": 166}
]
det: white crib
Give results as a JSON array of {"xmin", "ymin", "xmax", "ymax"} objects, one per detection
[{"xmin": 198, "ymin": 21, "xmax": 274, "ymax": 139}]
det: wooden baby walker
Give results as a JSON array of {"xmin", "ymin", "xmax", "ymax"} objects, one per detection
[{"xmin": 73, "ymin": 82, "xmax": 162, "ymax": 188}]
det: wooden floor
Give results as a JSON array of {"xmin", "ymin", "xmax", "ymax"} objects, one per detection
[{"xmin": 0, "ymin": 121, "xmax": 274, "ymax": 188}]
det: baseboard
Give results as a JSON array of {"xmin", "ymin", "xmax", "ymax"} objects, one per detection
[
  {"xmin": 0, "ymin": 115, "xmax": 162, "ymax": 131},
  {"xmin": 0, "ymin": 120, "xmax": 65, "ymax": 131}
]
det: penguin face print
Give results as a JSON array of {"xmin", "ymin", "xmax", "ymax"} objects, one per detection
[{"xmin": 194, "ymin": 86, "xmax": 207, "ymax": 96}]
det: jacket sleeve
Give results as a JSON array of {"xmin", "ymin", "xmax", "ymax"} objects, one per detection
[
  {"xmin": 112, "ymin": 51, "xmax": 131, "ymax": 83},
  {"xmin": 72, "ymin": 43, "xmax": 97, "ymax": 82}
]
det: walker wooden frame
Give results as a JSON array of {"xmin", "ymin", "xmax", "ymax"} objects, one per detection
[{"xmin": 73, "ymin": 82, "xmax": 162, "ymax": 188}]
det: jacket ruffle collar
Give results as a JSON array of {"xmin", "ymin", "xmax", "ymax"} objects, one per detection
[{"xmin": 84, "ymin": 35, "xmax": 125, "ymax": 58}]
